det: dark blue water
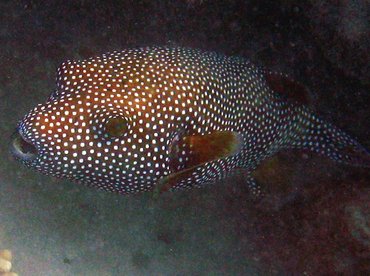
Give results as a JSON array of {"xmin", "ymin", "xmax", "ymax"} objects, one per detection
[{"xmin": 0, "ymin": 1, "xmax": 368, "ymax": 275}]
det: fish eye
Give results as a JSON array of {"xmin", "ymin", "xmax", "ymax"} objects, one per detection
[{"xmin": 105, "ymin": 116, "xmax": 129, "ymax": 137}]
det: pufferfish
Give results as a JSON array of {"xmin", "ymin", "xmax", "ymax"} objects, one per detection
[{"xmin": 11, "ymin": 47, "xmax": 370, "ymax": 196}]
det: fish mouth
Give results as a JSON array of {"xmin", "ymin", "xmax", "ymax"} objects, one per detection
[{"xmin": 10, "ymin": 130, "xmax": 38, "ymax": 161}]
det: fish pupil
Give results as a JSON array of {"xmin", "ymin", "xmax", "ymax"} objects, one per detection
[{"xmin": 105, "ymin": 117, "xmax": 128, "ymax": 137}]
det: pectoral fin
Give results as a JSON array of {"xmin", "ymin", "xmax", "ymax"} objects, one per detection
[{"xmin": 153, "ymin": 131, "xmax": 243, "ymax": 196}]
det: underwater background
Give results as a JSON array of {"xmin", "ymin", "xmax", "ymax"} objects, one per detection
[{"xmin": 0, "ymin": 0, "xmax": 369, "ymax": 275}]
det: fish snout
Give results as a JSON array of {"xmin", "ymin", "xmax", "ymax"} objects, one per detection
[{"xmin": 10, "ymin": 130, "xmax": 38, "ymax": 161}]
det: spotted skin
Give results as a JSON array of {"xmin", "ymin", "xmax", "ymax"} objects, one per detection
[{"xmin": 13, "ymin": 47, "xmax": 370, "ymax": 195}]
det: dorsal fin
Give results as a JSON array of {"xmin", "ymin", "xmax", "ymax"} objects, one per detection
[{"xmin": 264, "ymin": 70, "xmax": 311, "ymax": 106}]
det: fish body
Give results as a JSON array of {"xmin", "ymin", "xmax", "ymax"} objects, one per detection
[{"xmin": 11, "ymin": 47, "xmax": 370, "ymax": 195}]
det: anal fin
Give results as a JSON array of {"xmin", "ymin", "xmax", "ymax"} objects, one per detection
[
  {"xmin": 245, "ymin": 174, "xmax": 264, "ymax": 198},
  {"xmin": 233, "ymin": 169, "xmax": 264, "ymax": 198}
]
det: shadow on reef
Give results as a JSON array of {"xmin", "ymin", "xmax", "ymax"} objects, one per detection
[{"xmin": 221, "ymin": 151, "xmax": 370, "ymax": 274}]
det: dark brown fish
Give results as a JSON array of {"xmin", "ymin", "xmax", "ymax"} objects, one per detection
[{"xmin": 11, "ymin": 47, "xmax": 370, "ymax": 195}]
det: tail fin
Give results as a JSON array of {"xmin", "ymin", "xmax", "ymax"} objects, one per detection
[{"xmin": 287, "ymin": 107, "xmax": 370, "ymax": 167}]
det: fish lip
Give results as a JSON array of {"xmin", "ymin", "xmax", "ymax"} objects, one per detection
[{"xmin": 10, "ymin": 129, "xmax": 38, "ymax": 161}]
